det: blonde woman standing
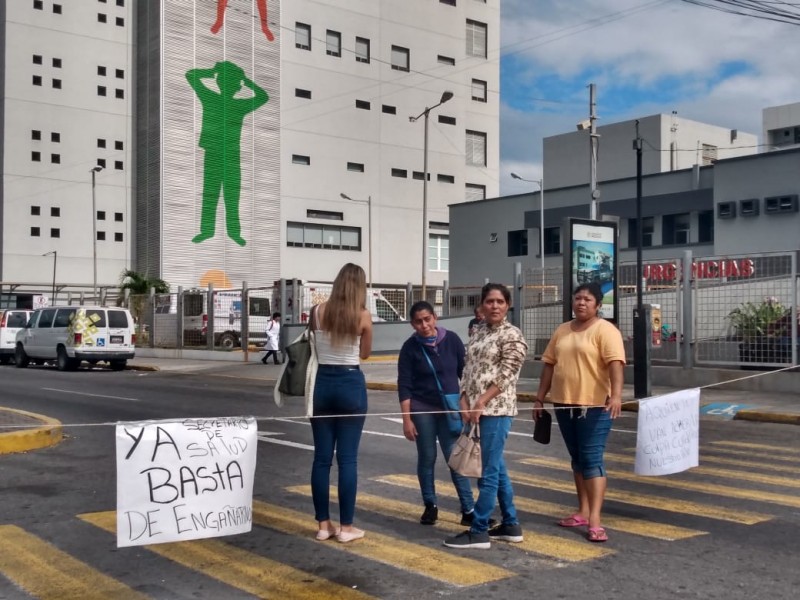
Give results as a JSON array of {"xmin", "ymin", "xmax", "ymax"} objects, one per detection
[{"xmin": 310, "ymin": 263, "xmax": 373, "ymax": 543}]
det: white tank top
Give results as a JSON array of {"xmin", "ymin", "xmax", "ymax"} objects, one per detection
[{"xmin": 314, "ymin": 330, "xmax": 361, "ymax": 365}]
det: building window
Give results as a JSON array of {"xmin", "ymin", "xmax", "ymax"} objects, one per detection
[
  {"xmin": 31, "ymin": 206, "xmax": 41, "ymax": 216},
  {"xmin": 347, "ymin": 162, "xmax": 365, "ymax": 173},
  {"xmin": 508, "ymin": 230, "xmax": 528, "ymax": 257},
  {"xmin": 465, "ymin": 183, "xmax": 486, "ymax": 201},
  {"xmin": 115, "ymin": 16, "xmax": 124, "ymax": 26},
  {"xmin": 627, "ymin": 217, "xmax": 654, "ymax": 248},
  {"xmin": 98, "ymin": 85, "xmax": 107, "ymax": 96},
  {"xmin": 765, "ymin": 195, "xmax": 799, "ymax": 213},
  {"xmin": 391, "ymin": 45, "xmax": 410, "ymax": 72},
  {"xmin": 295, "ymin": 22, "xmax": 311, "ymax": 50},
  {"xmin": 466, "ymin": 130, "xmax": 487, "ymax": 166},
  {"xmin": 295, "ymin": 88, "xmax": 312, "ymax": 99},
  {"xmin": 33, "ymin": 1, "xmax": 43, "ymax": 9},
  {"xmin": 292, "ymin": 154, "xmax": 311, "ymax": 165},
  {"xmin": 98, "ymin": 66, "xmax": 106, "ymax": 76},
  {"xmin": 116, "ymin": 0, "xmax": 124, "ymax": 5},
  {"xmin": 437, "ymin": 55, "xmax": 455, "ymax": 66},
  {"xmin": 51, "ymin": 132, "xmax": 60, "ymax": 143},
  {"xmin": 544, "ymin": 227, "xmax": 561, "ymax": 255},
  {"xmin": 698, "ymin": 210, "xmax": 714, "ymax": 243},
  {"xmin": 53, "ymin": 4, "xmax": 61, "ymax": 13},
  {"xmin": 391, "ymin": 168, "xmax": 408, "ymax": 178},
  {"xmin": 52, "ymin": 58, "xmax": 62, "ymax": 68},
  {"xmin": 115, "ymin": 69, "xmax": 124, "ymax": 79},
  {"xmin": 440, "ymin": 0, "xmax": 456, "ymax": 5},
  {"xmin": 33, "ymin": 75, "xmax": 42, "ymax": 86},
  {"xmin": 355, "ymin": 99, "xmax": 370, "ymax": 110},
  {"xmin": 437, "ymin": 174, "xmax": 455, "ymax": 184},
  {"xmin": 31, "ymin": 151, "xmax": 41, "ymax": 162},
  {"xmin": 51, "ymin": 228, "xmax": 60, "ymax": 238},
  {"xmin": 662, "ymin": 213, "xmax": 690, "ymax": 245},
  {"xmin": 115, "ymin": 88, "xmax": 124, "ymax": 99},
  {"xmin": 114, "ymin": 160, "xmax": 123, "ymax": 170},
  {"xmin": 438, "ymin": 115, "xmax": 456, "ymax": 126},
  {"xmin": 114, "ymin": 140, "xmax": 123, "ymax": 150},
  {"xmin": 98, "ymin": 13, "xmax": 107, "ymax": 23},
  {"xmin": 428, "ymin": 234, "xmax": 449, "ymax": 272},
  {"xmin": 51, "ymin": 154, "xmax": 60, "ymax": 164},
  {"xmin": 326, "ymin": 30, "xmax": 341, "ymax": 57},
  {"xmin": 114, "ymin": 212, "xmax": 123, "ymax": 222},
  {"xmin": 355, "ymin": 37, "xmax": 370, "ymax": 63},
  {"xmin": 287, "ymin": 222, "xmax": 361, "ymax": 250},
  {"xmin": 701, "ymin": 144, "xmax": 717, "ymax": 165},
  {"xmin": 52, "ymin": 79, "xmax": 61, "ymax": 89},
  {"xmin": 31, "ymin": 227, "xmax": 41, "ymax": 237},
  {"xmin": 412, "ymin": 171, "xmax": 429, "ymax": 181},
  {"xmin": 97, "ymin": 211, "xmax": 106, "ymax": 220},
  {"xmin": 739, "ymin": 199, "xmax": 759, "ymax": 217},
  {"xmin": 97, "ymin": 158, "xmax": 106, "ymax": 168},
  {"xmin": 307, "ymin": 210, "xmax": 343, "ymax": 221},
  {"xmin": 466, "ymin": 19, "xmax": 488, "ymax": 58},
  {"xmin": 382, "ymin": 105, "xmax": 396, "ymax": 115},
  {"xmin": 32, "ymin": 130, "xmax": 42, "ymax": 141},
  {"xmin": 115, "ymin": 232, "xmax": 124, "ymax": 242},
  {"xmin": 717, "ymin": 201, "xmax": 735, "ymax": 219},
  {"xmin": 51, "ymin": 207, "xmax": 60, "ymax": 217},
  {"xmin": 33, "ymin": 54, "xmax": 43, "ymax": 65},
  {"xmin": 97, "ymin": 231, "xmax": 106, "ymax": 241}
]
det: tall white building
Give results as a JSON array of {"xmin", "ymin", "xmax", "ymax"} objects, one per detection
[{"xmin": 1, "ymin": 0, "xmax": 499, "ymax": 295}]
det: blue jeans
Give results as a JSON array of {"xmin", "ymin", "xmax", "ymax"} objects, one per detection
[
  {"xmin": 310, "ymin": 366, "xmax": 367, "ymax": 525},
  {"xmin": 411, "ymin": 412, "xmax": 474, "ymax": 513},
  {"xmin": 555, "ymin": 405, "xmax": 612, "ymax": 479},
  {"xmin": 470, "ymin": 416, "xmax": 518, "ymax": 534}
]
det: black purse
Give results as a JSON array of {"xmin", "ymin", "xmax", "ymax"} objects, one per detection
[{"xmin": 533, "ymin": 409, "xmax": 552, "ymax": 445}]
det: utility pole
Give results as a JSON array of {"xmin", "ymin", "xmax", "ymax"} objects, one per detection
[
  {"xmin": 589, "ymin": 83, "xmax": 600, "ymax": 219},
  {"xmin": 633, "ymin": 120, "xmax": 651, "ymax": 398}
]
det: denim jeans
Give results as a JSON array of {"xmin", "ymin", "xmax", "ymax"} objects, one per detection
[
  {"xmin": 554, "ymin": 405, "xmax": 612, "ymax": 479},
  {"xmin": 310, "ymin": 366, "xmax": 367, "ymax": 525},
  {"xmin": 411, "ymin": 412, "xmax": 474, "ymax": 513},
  {"xmin": 470, "ymin": 416, "xmax": 518, "ymax": 534}
]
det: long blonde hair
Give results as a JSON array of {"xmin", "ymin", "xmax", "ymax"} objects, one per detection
[{"xmin": 320, "ymin": 263, "xmax": 366, "ymax": 347}]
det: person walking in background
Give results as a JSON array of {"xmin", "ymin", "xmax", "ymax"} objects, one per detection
[
  {"xmin": 398, "ymin": 301, "xmax": 476, "ymax": 526},
  {"xmin": 468, "ymin": 306, "xmax": 484, "ymax": 337},
  {"xmin": 534, "ymin": 282, "xmax": 625, "ymax": 543},
  {"xmin": 262, "ymin": 312, "xmax": 282, "ymax": 365},
  {"xmin": 443, "ymin": 283, "xmax": 527, "ymax": 550},
  {"xmin": 310, "ymin": 263, "xmax": 373, "ymax": 543}
]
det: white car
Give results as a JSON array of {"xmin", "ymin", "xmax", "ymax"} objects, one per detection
[{"xmin": 0, "ymin": 309, "xmax": 33, "ymax": 365}]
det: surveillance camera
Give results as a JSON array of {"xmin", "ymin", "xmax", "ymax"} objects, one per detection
[{"xmin": 576, "ymin": 119, "xmax": 591, "ymax": 131}]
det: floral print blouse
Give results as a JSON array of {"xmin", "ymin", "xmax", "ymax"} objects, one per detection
[{"xmin": 461, "ymin": 318, "xmax": 528, "ymax": 416}]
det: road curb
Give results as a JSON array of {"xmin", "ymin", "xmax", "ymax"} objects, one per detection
[
  {"xmin": 733, "ymin": 410, "xmax": 800, "ymax": 426},
  {"xmin": 126, "ymin": 364, "xmax": 160, "ymax": 372},
  {"xmin": 0, "ymin": 409, "xmax": 63, "ymax": 455}
]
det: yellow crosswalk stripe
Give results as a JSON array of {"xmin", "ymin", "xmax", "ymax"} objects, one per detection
[
  {"xmin": 251, "ymin": 500, "xmax": 514, "ymax": 586},
  {"xmin": 698, "ymin": 446, "xmax": 800, "ymax": 464},
  {"xmin": 0, "ymin": 524, "xmax": 148, "ymax": 600},
  {"xmin": 603, "ymin": 452, "xmax": 800, "ymax": 489},
  {"xmin": 376, "ymin": 474, "xmax": 705, "ymax": 542},
  {"xmin": 79, "ymin": 511, "xmax": 373, "ymax": 599},
  {"xmin": 518, "ymin": 456, "xmax": 800, "ymax": 509},
  {"xmin": 286, "ymin": 484, "xmax": 613, "ymax": 562},
  {"xmin": 504, "ymin": 469, "xmax": 770, "ymax": 524},
  {"xmin": 694, "ymin": 453, "xmax": 800, "ymax": 474},
  {"xmin": 709, "ymin": 441, "xmax": 800, "ymax": 455}
]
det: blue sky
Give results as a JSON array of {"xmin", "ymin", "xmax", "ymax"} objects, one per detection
[{"xmin": 499, "ymin": 0, "xmax": 800, "ymax": 195}]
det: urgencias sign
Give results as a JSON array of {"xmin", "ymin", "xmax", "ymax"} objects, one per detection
[{"xmin": 644, "ymin": 259, "xmax": 755, "ymax": 282}]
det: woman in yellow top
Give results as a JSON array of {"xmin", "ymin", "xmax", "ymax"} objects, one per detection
[{"xmin": 534, "ymin": 282, "xmax": 625, "ymax": 543}]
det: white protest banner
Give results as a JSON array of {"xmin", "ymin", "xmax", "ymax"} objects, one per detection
[
  {"xmin": 635, "ymin": 389, "xmax": 700, "ymax": 476},
  {"xmin": 116, "ymin": 416, "xmax": 257, "ymax": 547}
]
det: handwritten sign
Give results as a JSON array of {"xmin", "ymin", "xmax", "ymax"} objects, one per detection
[
  {"xmin": 116, "ymin": 417, "xmax": 257, "ymax": 547},
  {"xmin": 634, "ymin": 389, "xmax": 700, "ymax": 476}
]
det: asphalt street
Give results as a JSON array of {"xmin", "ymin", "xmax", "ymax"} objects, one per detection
[{"xmin": 1, "ymin": 364, "xmax": 799, "ymax": 600}]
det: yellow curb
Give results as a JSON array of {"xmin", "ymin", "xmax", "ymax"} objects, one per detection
[
  {"xmin": 367, "ymin": 382, "xmax": 397, "ymax": 391},
  {"xmin": 733, "ymin": 410, "xmax": 800, "ymax": 426},
  {"xmin": 0, "ymin": 409, "xmax": 63, "ymax": 455},
  {"xmin": 362, "ymin": 355, "xmax": 398, "ymax": 363}
]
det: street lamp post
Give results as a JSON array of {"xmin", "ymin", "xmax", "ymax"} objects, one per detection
[
  {"xmin": 510, "ymin": 172, "xmax": 545, "ymax": 274},
  {"xmin": 340, "ymin": 193, "xmax": 372, "ymax": 291},
  {"xmin": 409, "ymin": 90, "xmax": 454, "ymax": 299},
  {"xmin": 43, "ymin": 251, "xmax": 57, "ymax": 305},
  {"xmin": 90, "ymin": 166, "xmax": 104, "ymax": 300}
]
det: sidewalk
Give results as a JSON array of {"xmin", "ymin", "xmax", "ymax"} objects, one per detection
[{"xmin": 2, "ymin": 356, "xmax": 798, "ymax": 454}]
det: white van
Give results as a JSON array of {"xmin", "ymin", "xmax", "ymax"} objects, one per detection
[
  {"xmin": 0, "ymin": 309, "xmax": 33, "ymax": 365},
  {"xmin": 15, "ymin": 306, "xmax": 135, "ymax": 371}
]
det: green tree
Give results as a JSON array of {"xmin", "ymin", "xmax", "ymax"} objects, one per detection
[{"xmin": 118, "ymin": 270, "xmax": 170, "ymax": 343}]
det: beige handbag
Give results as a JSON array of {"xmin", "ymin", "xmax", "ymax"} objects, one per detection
[{"xmin": 447, "ymin": 424, "xmax": 482, "ymax": 478}]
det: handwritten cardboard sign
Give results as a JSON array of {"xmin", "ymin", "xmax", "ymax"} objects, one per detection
[
  {"xmin": 635, "ymin": 389, "xmax": 700, "ymax": 476},
  {"xmin": 116, "ymin": 417, "xmax": 257, "ymax": 547}
]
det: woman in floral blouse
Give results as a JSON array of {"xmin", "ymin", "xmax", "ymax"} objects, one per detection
[{"xmin": 443, "ymin": 283, "xmax": 528, "ymax": 550}]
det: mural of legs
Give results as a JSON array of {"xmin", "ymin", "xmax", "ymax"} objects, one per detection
[
  {"xmin": 222, "ymin": 151, "xmax": 245, "ymax": 247},
  {"xmin": 211, "ymin": 0, "xmax": 274, "ymax": 41},
  {"xmin": 192, "ymin": 152, "xmax": 224, "ymax": 244}
]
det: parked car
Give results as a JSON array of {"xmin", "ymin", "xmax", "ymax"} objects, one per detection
[
  {"xmin": 0, "ymin": 309, "xmax": 33, "ymax": 365},
  {"xmin": 15, "ymin": 306, "xmax": 135, "ymax": 371}
]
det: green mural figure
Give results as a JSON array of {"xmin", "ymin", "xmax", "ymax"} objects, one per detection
[{"xmin": 186, "ymin": 61, "xmax": 268, "ymax": 247}]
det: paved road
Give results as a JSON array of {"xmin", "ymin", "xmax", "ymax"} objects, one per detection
[{"xmin": 1, "ymin": 365, "xmax": 799, "ymax": 599}]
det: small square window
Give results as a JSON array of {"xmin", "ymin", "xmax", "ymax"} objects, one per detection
[
  {"xmin": 739, "ymin": 199, "xmax": 759, "ymax": 217},
  {"xmin": 115, "ymin": 69, "xmax": 124, "ymax": 79},
  {"xmin": 31, "ymin": 151, "xmax": 41, "ymax": 162},
  {"xmin": 99, "ymin": 0, "xmax": 107, "ymax": 3},
  {"xmin": 412, "ymin": 171, "xmax": 429, "ymax": 181},
  {"xmin": 382, "ymin": 105, "xmax": 396, "ymax": 115},
  {"xmin": 115, "ymin": 17, "xmax": 124, "ymax": 27},
  {"xmin": 391, "ymin": 45, "xmax": 410, "ymax": 72},
  {"xmin": 97, "ymin": 211, "xmax": 106, "ymax": 220},
  {"xmin": 98, "ymin": 13, "xmax": 107, "ymax": 23},
  {"xmin": 114, "ymin": 140, "xmax": 123, "ymax": 150},
  {"xmin": 32, "ymin": 130, "xmax": 42, "ymax": 141},
  {"xmin": 51, "ymin": 207, "xmax": 60, "ymax": 217},
  {"xmin": 98, "ymin": 85, "xmax": 107, "ymax": 96},
  {"xmin": 440, "ymin": 0, "xmax": 456, "ymax": 5},
  {"xmin": 97, "ymin": 231, "xmax": 106, "ymax": 241},
  {"xmin": 31, "ymin": 227, "xmax": 41, "ymax": 237},
  {"xmin": 33, "ymin": 54, "xmax": 43, "ymax": 65},
  {"xmin": 437, "ymin": 55, "xmax": 455, "ymax": 66},
  {"xmin": 117, "ymin": 0, "xmax": 125, "ymax": 6},
  {"xmin": 115, "ymin": 88, "xmax": 124, "ymax": 99},
  {"xmin": 355, "ymin": 99, "xmax": 370, "ymax": 110},
  {"xmin": 52, "ymin": 78, "xmax": 61, "ymax": 89},
  {"xmin": 292, "ymin": 154, "xmax": 311, "ymax": 165},
  {"xmin": 51, "ymin": 132, "xmax": 60, "ymax": 143},
  {"xmin": 53, "ymin": 4, "xmax": 61, "ymax": 14},
  {"xmin": 347, "ymin": 162, "xmax": 365, "ymax": 173},
  {"xmin": 115, "ymin": 232, "xmax": 124, "ymax": 242},
  {"xmin": 51, "ymin": 228, "xmax": 60, "ymax": 238},
  {"xmin": 391, "ymin": 168, "xmax": 408, "ymax": 178},
  {"xmin": 97, "ymin": 138, "xmax": 106, "ymax": 148},
  {"xmin": 33, "ymin": 1, "xmax": 44, "ymax": 9},
  {"xmin": 295, "ymin": 88, "xmax": 312, "ymax": 99},
  {"xmin": 32, "ymin": 75, "xmax": 42, "ymax": 86},
  {"xmin": 717, "ymin": 201, "xmax": 736, "ymax": 219},
  {"xmin": 114, "ymin": 160, "xmax": 123, "ymax": 170},
  {"xmin": 437, "ymin": 174, "xmax": 455, "ymax": 184},
  {"xmin": 51, "ymin": 154, "xmax": 61, "ymax": 164},
  {"xmin": 52, "ymin": 58, "xmax": 62, "ymax": 68},
  {"xmin": 31, "ymin": 206, "xmax": 41, "ymax": 216},
  {"xmin": 114, "ymin": 212, "xmax": 123, "ymax": 222},
  {"xmin": 97, "ymin": 158, "xmax": 106, "ymax": 168},
  {"xmin": 98, "ymin": 66, "xmax": 106, "ymax": 76}
]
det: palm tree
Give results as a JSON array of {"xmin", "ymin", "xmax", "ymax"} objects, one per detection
[{"xmin": 118, "ymin": 270, "xmax": 170, "ymax": 342}]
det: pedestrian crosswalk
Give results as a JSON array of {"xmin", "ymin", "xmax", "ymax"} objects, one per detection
[{"xmin": 1, "ymin": 438, "xmax": 798, "ymax": 599}]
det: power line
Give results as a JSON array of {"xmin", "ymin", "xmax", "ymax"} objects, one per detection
[{"xmin": 679, "ymin": 0, "xmax": 800, "ymax": 25}]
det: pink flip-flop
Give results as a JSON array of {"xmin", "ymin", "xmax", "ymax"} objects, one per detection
[
  {"xmin": 587, "ymin": 527, "xmax": 609, "ymax": 542},
  {"xmin": 558, "ymin": 514, "xmax": 589, "ymax": 528}
]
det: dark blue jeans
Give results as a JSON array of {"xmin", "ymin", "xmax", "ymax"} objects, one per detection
[
  {"xmin": 470, "ymin": 416, "xmax": 518, "ymax": 534},
  {"xmin": 411, "ymin": 412, "xmax": 474, "ymax": 513},
  {"xmin": 310, "ymin": 366, "xmax": 367, "ymax": 525},
  {"xmin": 555, "ymin": 405, "xmax": 612, "ymax": 479}
]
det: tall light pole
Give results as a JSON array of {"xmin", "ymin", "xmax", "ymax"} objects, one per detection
[
  {"xmin": 510, "ymin": 172, "xmax": 545, "ymax": 275},
  {"xmin": 409, "ymin": 90, "xmax": 454, "ymax": 299},
  {"xmin": 90, "ymin": 166, "xmax": 104, "ymax": 299},
  {"xmin": 340, "ymin": 193, "xmax": 372, "ymax": 292},
  {"xmin": 43, "ymin": 251, "xmax": 57, "ymax": 305}
]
